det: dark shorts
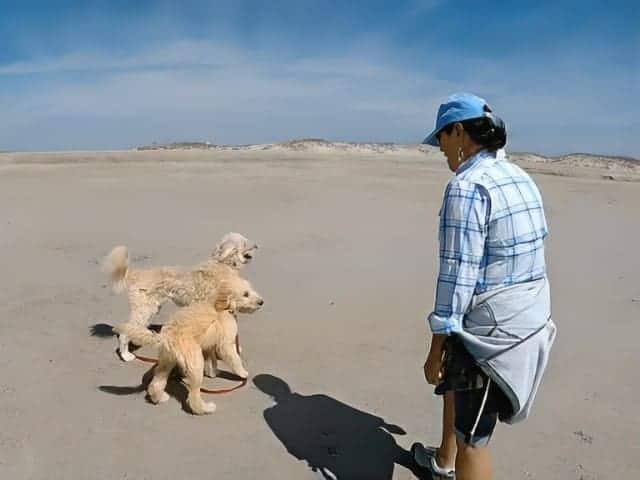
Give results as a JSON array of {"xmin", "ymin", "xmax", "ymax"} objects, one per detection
[
  {"xmin": 454, "ymin": 378, "xmax": 510, "ymax": 446},
  {"xmin": 437, "ymin": 336, "xmax": 512, "ymax": 447}
]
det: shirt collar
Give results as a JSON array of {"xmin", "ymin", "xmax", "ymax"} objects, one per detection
[{"xmin": 455, "ymin": 148, "xmax": 502, "ymax": 176}]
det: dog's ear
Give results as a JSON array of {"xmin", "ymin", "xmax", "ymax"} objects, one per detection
[
  {"xmin": 213, "ymin": 242, "xmax": 239, "ymax": 265},
  {"xmin": 214, "ymin": 290, "xmax": 229, "ymax": 312},
  {"xmin": 214, "ymin": 286, "xmax": 237, "ymax": 312},
  {"xmin": 228, "ymin": 296, "xmax": 238, "ymax": 313}
]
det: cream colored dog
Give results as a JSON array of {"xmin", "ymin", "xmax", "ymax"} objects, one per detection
[
  {"xmin": 103, "ymin": 232, "xmax": 258, "ymax": 362},
  {"xmin": 114, "ymin": 276, "xmax": 263, "ymax": 415}
]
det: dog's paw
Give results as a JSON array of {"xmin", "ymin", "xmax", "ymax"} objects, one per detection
[
  {"xmin": 149, "ymin": 391, "xmax": 170, "ymax": 404},
  {"xmin": 157, "ymin": 392, "xmax": 170, "ymax": 403},
  {"xmin": 192, "ymin": 402, "xmax": 217, "ymax": 415},
  {"xmin": 118, "ymin": 350, "xmax": 136, "ymax": 362},
  {"xmin": 235, "ymin": 368, "xmax": 249, "ymax": 380},
  {"xmin": 202, "ymin": 402, "xmax": 217, "ymax": 414}
]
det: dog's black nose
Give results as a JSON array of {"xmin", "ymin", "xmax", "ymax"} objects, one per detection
[{"xmin": 258, "ymin": 299, "xmax": 264, "ymax": 306}]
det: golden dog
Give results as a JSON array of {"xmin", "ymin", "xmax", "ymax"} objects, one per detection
[
  {"xmin": 103, "ymin": 232, "xmax": 258, "ymax": 361},
  {"xmin": 114, "ymin": 275, "xmax": 263, "ymax": 415}
]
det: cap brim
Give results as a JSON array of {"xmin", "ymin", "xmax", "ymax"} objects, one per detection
[{"xmin": 422, "ymin": 129, "xmax": 439, "ymax": 146}]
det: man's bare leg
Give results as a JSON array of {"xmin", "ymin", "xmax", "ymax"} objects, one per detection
[
  {"xmin": 436, "ymin": 390, "xmax": 457, "ymax": 469},
  {"xmin": 455, "ymin": 437, "xmax": 492, "ymax": 480}
]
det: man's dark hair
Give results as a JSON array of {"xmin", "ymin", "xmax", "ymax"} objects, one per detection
[{"xmin": 439, "ymin": 105, "xmax": 507, "ymax": 152}]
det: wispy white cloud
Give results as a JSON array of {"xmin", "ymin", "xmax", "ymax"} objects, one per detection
[
  {"xmin": 0, "ymin": 40, "xmax": 248, "ymax": 75},
  {"xmin": 0, "ymin": 37, "xmax": 637, "ymax": 156},
  {"xmin": 0, "ymin": 40, "xmax": 453, "ymax": 149}
]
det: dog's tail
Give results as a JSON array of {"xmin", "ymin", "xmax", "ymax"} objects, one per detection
[
  {"xmin": 113, "ymin": 323, "xmax": 163, "ymax": 348},
  {"xmin": 102, "ymin": 246, "xmax": 129, "ymax": 294}
]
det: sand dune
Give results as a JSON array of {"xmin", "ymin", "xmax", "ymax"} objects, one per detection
[{"xmin": 2, "ymin": 139, "xmax": 639, "ymax": 182}]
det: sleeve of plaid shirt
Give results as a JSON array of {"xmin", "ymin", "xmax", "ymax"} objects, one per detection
[{"xmin": 427, "ymin": 178, "xmax": 490, "ymax": 335}]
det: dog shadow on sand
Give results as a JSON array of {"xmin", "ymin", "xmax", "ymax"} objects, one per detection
[
  {"xmin": 98, "ymin": 363, "xmax": 243, "ymax": 414},
  {"xmin": 89, "ymin": 322, "xmax": 163, "ymax": 338},
  {"xmin": 253, "ymin": 374, "xmax": 432, "ymax": 480},
  {"xmin": 89, "ymin": 321, "xmax": 162, "ymax": 361},
  {"xmin": 89, "ymin": 322, "xmax": 117, "ymax": 338}
]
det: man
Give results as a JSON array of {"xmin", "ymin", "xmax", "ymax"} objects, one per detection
[{"xmin": 413, "ymin": 93, "xmax": 557, "ymax": 480}]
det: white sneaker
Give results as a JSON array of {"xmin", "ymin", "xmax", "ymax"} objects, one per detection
[{"xmin": 411, "ymin": 442, "xmax": 455, "ymax": 478}]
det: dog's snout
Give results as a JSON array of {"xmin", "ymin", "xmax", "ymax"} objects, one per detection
[{"xmin": 258, "ymin": 298, "xmax": 264, "ymax": 306}]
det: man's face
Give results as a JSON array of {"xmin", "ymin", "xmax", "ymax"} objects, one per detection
[{"xmin": 437, "ymin": 127, "xmax": 459, "ymax": 172}]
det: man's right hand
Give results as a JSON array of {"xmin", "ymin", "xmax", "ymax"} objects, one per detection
[
  {"xmin": 423, "ymin": 334, "xmax": 447, "ymax": 385},
  {"xmin": 423, "ymin": 349, "xmax": 444, "ymax": 385}
]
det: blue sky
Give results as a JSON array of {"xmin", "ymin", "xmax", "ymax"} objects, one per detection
[{"xmin": 1, "ymin": 0, "xmax": 638, "ymax": 156}]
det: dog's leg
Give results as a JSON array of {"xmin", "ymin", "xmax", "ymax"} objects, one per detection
[
  {"xmin": 218, "ymin": 341, "xmax": 248, "ymax": 380},
  {"xmin": 117, "ymin": 332, "xmax": 136, "ymax": 362},
  {"xmin": 119, "ymin": 295, "xmax": 161, "ymax": 362},
  {"xmin": 182, "ymin": 344, "xmax": 216, "ymax": 415},
  {"xmin": 203, "ymin": 349, "xmax": 218, "ymax": 378},
  {"xmin": 147, "ymin": 356, "xmax": 172, "ymax": 404}
]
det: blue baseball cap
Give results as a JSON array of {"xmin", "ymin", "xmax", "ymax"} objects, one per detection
[{"xmin": 422, "ymin": 93, "xmax": 491, "ymax": 146}]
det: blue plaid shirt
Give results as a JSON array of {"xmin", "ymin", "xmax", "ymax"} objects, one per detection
[{"xmin": 428, "ymin": 149, "xmax": 549, "ymax": 335}]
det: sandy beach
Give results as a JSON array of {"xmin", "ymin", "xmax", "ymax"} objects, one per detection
[{"xmin": 0, "ymin": 145, "xmax": 638, "ymax": 479}]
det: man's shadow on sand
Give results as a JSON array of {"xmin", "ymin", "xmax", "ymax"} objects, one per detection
[{"xmin": 253, "ymin": 374, "xmax": 432, "ymax": 480}]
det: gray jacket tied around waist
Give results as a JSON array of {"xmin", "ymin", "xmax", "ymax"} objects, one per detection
[{"xmin": 457, "ymin": 277, "xmax": 557, "ymax": 424}]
